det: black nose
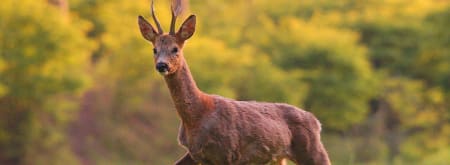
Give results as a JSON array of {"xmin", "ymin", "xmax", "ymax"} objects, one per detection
[{"xmin": 156, "ymin": 62, "xmax": 169, "ymax": 72}]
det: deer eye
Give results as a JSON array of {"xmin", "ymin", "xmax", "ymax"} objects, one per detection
[
  {"xmin": 171, "ymin": 47, "xmax": 178, "ymax": 54},
  {"xmin": 153, "ymin": 48, "xmax": 157, "ymax": 55}
]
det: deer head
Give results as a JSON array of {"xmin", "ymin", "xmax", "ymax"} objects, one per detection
[{"xmin": 138, "ymin": 0, "xmax": 196, "ymax": 76}]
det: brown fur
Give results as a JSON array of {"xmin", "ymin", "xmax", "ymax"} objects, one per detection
[{"xmin": 138, "ymin": 7, "xmax": 331, "ymax": 165}]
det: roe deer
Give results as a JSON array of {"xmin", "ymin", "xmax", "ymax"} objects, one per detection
[{"xmin": 138, "ymin": 1, "xmax": 331, "ymax": 164}]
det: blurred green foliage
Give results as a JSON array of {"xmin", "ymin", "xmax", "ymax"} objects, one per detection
[{"xmin": 0, "ymin": 0, "xmax": 448, "ymax": 165}]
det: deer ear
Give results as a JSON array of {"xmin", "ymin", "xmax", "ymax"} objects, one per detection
[
  {"xmin": 138, "ymin": 16, "xmax": 158, "ymax": 43},
  {"xmin": 176, "ymin": 15, "xmax": 196, "ymax": 41}
]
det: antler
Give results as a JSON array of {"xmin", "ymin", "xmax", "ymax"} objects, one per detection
[
  {"xmin": 151, "ymin": 0, "xmax": 163, "ymax": 34},
  {"xmin": 170, "ymin": 0, "xmax": 185, "ymax": 35}
]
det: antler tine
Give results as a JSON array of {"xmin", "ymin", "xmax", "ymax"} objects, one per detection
[
  {"xmin": 169, "ymin": 2, "xmax": 177, "ymax": 35},
  {"xmin": 170, "ymin": 0, "xmax": 184, "ymax": 35},
  {"xmin": 151, "ymin": 0, "xmax": 163, "ymax": 34}
]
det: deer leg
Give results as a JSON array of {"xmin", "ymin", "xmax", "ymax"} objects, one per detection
[
  {"xmin": 175, "ymin": 152, "xmax": 197, "ymax": 165},
  {"xmin": 290, "ymin": 126, "xmax": 331, "ymax": 165},
  {"xmin": 275, "ymin": 158, "xmax": 288, "ymax": 165}
]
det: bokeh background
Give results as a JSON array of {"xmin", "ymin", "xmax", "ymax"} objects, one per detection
[{"xmin": 0, "ymin": 0, "xmax": 449, "ymax": 164}]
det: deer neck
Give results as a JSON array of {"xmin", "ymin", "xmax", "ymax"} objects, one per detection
[{"xmin": 164, "ymin": 57, "xmax": 211, "ymax": 127}]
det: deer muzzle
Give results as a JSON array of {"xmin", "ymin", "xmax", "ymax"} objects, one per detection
[{"xmin": 156, "ymin": 62, "xmax": 169, "ymax": 75}]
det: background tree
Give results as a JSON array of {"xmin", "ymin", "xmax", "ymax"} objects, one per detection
[{"xmin": 0, "ymin": 0, "xmax": 93, "ymax": 164}]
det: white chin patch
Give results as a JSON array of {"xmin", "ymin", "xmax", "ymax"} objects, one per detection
[{"xmin": 159, "ymin": 70, "xmax": 169, "ymax": 76}]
